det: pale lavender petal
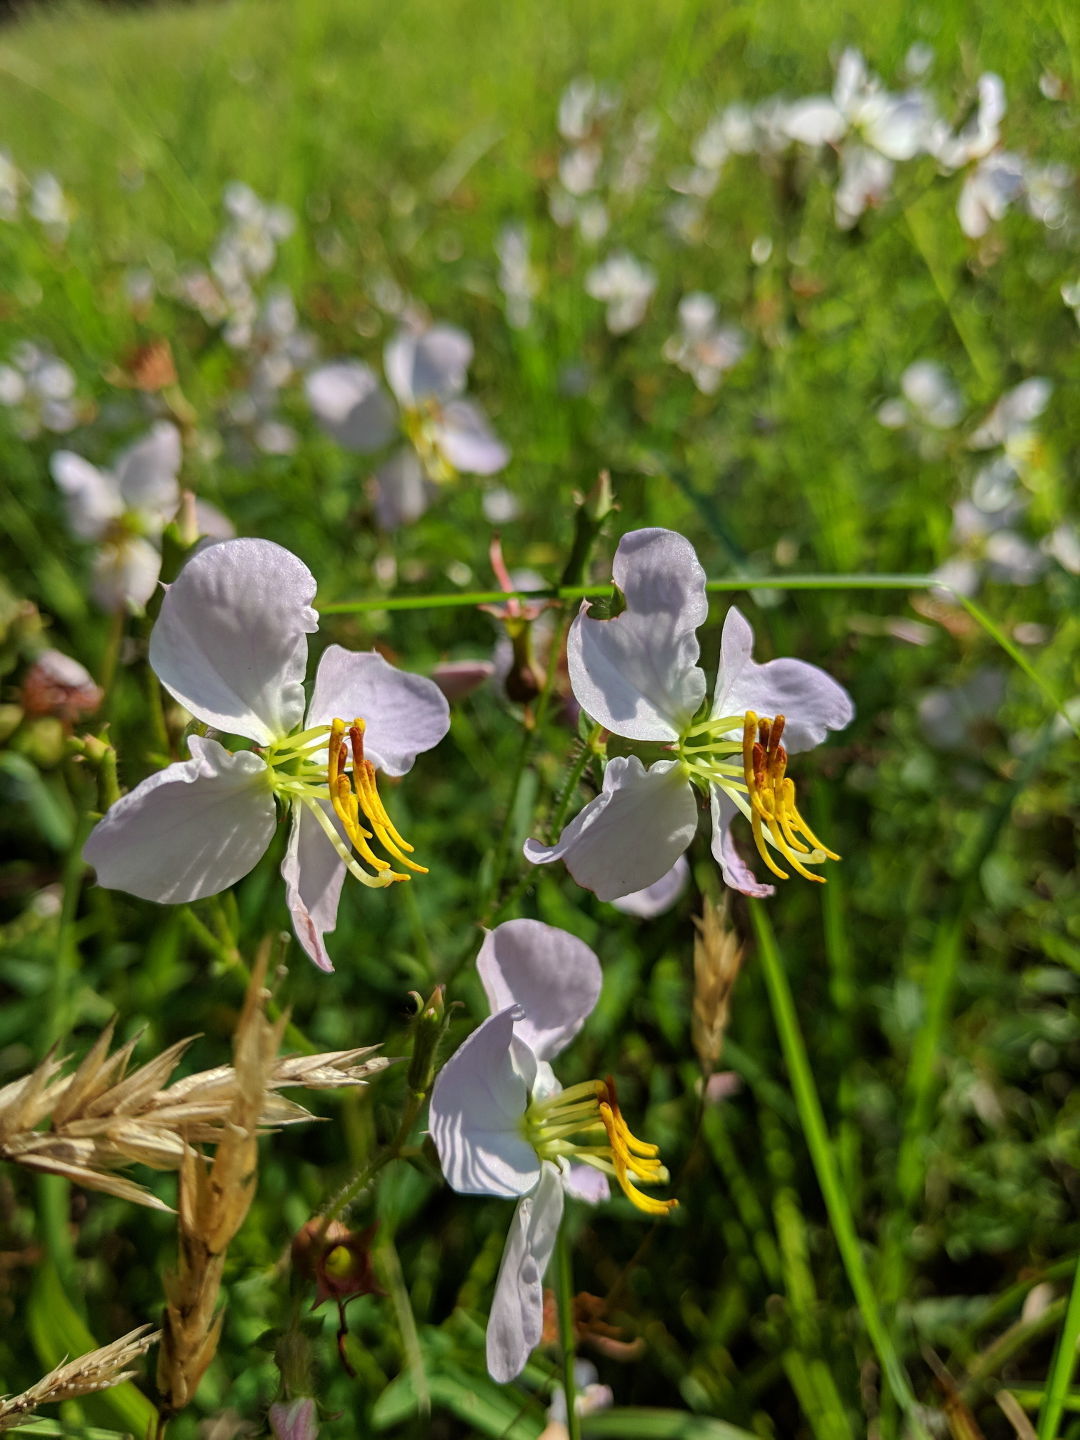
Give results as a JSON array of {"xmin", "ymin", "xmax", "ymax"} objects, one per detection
[
  {"xmin": 373, "ymin": 446, "xmax": 435, "ymax": 529},
  {"xmin": 385, "ymin": 324, "xmax": 473, "ymax": 406},
  {"xmin": 114, "ymin": 421, "xmax": 182, "ymax": 525},
  {"xmin": 281, "ymin": 800, "xmax": 347, "ymax": 974},
  {"xmin": 709, "ymin": 786, "xmax": 774, "ymax": 899},
  {"xmin": 524, "ymin": 756, "xmax": 698, "ymax": 902},
  {"xmin": 487, "ymin": 1163, "xmax": 564, "ymax": 1383},
  {"xmin": 568, "ymin": 527, "xmax": 708, "ymax": 742},
  {"xmin": 564, "ymin": 1163, "xmax": 610, "ymax": 1203},
  {"xmin": 83, "ymin": 737, "xmax": 275, "ymax": 903},
  {"xmin": 305, "ymin": 361, "xmax": 397, "ymax": 452},
  {"xmin": 476, "ymin": 919, "xmax": 601, "ymax": 1062},
  {"xmin": 610, "ymin": 854, "xmax": 691, "ymax": 918},
  {"xmin": 428, "ymin": 1008, "xmax": 541, "ymax": 1199},
  {"xmin": 149, "ymin": 538, "xmax": 318, "ymax": 744},
  {"xmin": 710, "ymin": 607, "xmax": 854, "ymax": 753},
  {"xmin": 306, "ymin": 647, "xmax": 449, "ymax": 777},
  {"xmin": 51, "ymin": 451, "xmax": 122, "ymax": 541},
  {"xmin": 432, "ymin": 400, "xmax": 509, "ymax": 475}
]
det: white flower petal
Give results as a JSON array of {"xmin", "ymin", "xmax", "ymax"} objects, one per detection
[
  {"xmin": 783, "ymin": 98, "xmax": 846, "ymax": 146},
  {"xmin": 709, "ymin": 787, "xmax": 774, "ymax": 898},
  {"xmin": 524, "ymin": 756, "xmax": 698, "ymax": 902},
  {"xmin": 91, "ymin": 535, "xmax": 162, "ymax": 613},
  {"xmin": 610, "ymin": 855, "xmax": 691, "ymax": 918},
  {"xmin": 564, "ymin": 1163, "xmax": 610, "ymax": 1203},
  {"xmin": 432, "ymin": 400, "xmax": 509, "ymax": 475},
  {"xmin": 51, "ymin": 451, "xmax": 122, "ymax": 541},
  {"xmin": 114, "ymin": 421, "xmax": 182, "ymax": 525},
  {"xmin": 281, "ymin": 800, "xmax": 347, "ymax": 974},
  {"xmin": 487, "ymin": 1164, "xmax": 564, "ymax": 1383},
  {"xmin": 373, "ymin": 447, "xmax": 435, "ymax": 529},
  {"xmin": 429, "ymin": 1008, "xmax": 542, "ymax": 1199},
  {"xmin": 305, "ymin": 361, "xmax": 397, "ymax": 452},
  {"xmin": 149, "ymin": 538, "xmax": 318, "ymax": 744},
  {"xmin": 568, "ymin": 527, "xmax": 708, "ymax": 742},
  {"xmin": 384, "ymin": 324, "xmax": 473, "ymax": 406},
  {"xmin": 711, "ymin": 607, "xmax": 854, "ymax": 753},
  {"xmin": 476, "ymin": 919, "xmax": 601, "ymax": 1062},
  {"xmin": 306, "ymin": 647, "xmax": 449, "ymax": 777},
  {"xmin": 83, "ymin": 737, "xmax": 275, "ymax": 903}
]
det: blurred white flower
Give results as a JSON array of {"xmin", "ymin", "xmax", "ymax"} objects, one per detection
[
  {"xmin": 0, "ymin": 342, "xmax": 79, "ymax": 438},
  {"xmin": 877, "ymin": 360, "xmax": 963, "ymax": 439},
  {"xmin": 28, "ymin": 172, "xmax": 72, "ymax": 241},
  {"xmin": 495, "ymin": 223, "xmax": 538, "ymax": 330},
  {"xmin": 931, "ymin": 74, "xmax": 1006, "ymax": 171},
  {"xmin": 957, "ymin": 151, "xmax": 1026, "ymax": 238},
  {"xmin": 585, "ymin": 251, "xmax": 656, "ymax": 334},
  {"xmin": 306, "ymin": 321, "xmax": 508, "ymax": 528},
  {"xmin": 663, "ymin": 293, "xmax": 745, "ymax": 393}
]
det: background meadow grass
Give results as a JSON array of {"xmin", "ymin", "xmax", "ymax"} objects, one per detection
[{"xmin": 0, "ymin": 0, "xmax": 1078, "ymax": 1436}]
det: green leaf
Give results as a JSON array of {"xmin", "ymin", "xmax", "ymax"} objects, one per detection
[
  {"xmin": 581, "ymin": 1409, "xmax": 761, "ymax": 1439},
  {"xmin": 0, "ymin": 753, "xmax": 75, "ymax": 850}
]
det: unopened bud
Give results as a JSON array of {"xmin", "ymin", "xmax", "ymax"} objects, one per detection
[
  {"xmin": 582, "ymin": 469, "xmax": 616, "ymax": 523},
  {"xmin": 269, "ymin": 1397, "xmax": 319, "ymax": 1440},
  {"xmin": 407, "ymin": 985, "xmax": 451, "ymax": 1095},
  {"xmin": 292, "ymin": 1218, "xmax": 382, "ymax": 1308}
]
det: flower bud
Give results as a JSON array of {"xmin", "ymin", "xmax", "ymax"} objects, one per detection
[
  {"xmin": 269, "ymin": 1397, "xmax": 319, "ymax": 1440},
  {"xmin": 291, "ymin": 1219, "xmax": 382, "ymax": 1308}
]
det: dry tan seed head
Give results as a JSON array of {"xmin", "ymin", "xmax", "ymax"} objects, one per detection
[{"xmin": 691, "ymin": 895, "xmax": 744, "ymax": 1075}]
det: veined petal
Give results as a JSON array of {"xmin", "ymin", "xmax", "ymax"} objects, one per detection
[
  {"xmin": 281, "ymin": 800, "xmax": 347, "ymax": 974},
  {"xmin": 476, "ymin": 919, "xmax": 601, "ymax": 1063},
  {"xmin": 429, "ymin": 1008, "xmax": 541, "ymax": 1199},
  {"xmin": 524, "ymin": 756, "xmax": 698, "ymax": 902},
  {"xmin": 711, "ymin": 606, "xmax": 854, "ymax": 753},
  {"xmin": 486, "ymin": 1163, "xmax": 565, "ymax": 1383},
  {"xmin": 51, "ymin": 451, "xmax": 122, "ymax": 541},
  {"xmin": 83, "ymin": 737, "xmax": 275, "ymax": 903},
  {"xmin": 91, "ymin": 535, "xmax": 162, "ymax": 614},
  {"xmin": 373, "ymin": 447, "xmax": 435, "ymax": 529},
  {"xmin": 149, "ymin": 538, "xmax": 318, "ymax": 745},
  {"xmin": 610, "ymin": 854, "xmax": 691, "ymax": 918},
  {"xmin": 306, "ymin": 647, "xmax": 450, "ymax": 776},
  {"xmin": 432, "ymin": 400, "xmax": 509, "ymax": 475},
  {"xmin": 305, "ymin": 361, "xmax": 398, "ymax": 452},
  {"xmin": 114, "ymin": 421, "xmax": 182, "ymax": 526},
  {"xmin": 568, "ymin": 528, "xmax": 708, "ymax": 742},
  {"xmin": 385, "ymin": 324, "xmax": 473, "ymax": 406},
  {"xmin": 709, "ymin": 787, "xmax": 775, "ymax": 899}
]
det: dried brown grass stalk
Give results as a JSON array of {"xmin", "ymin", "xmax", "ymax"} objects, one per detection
[
  {"xmin": 156, "ymin": 950, "xmax": 281, "ymax": 1416},
  {"xmin": 0, "ymin": 1016, "xmax": 388, "ymax": 1210},
  {"xmin": 691, "ymin": 895, "xmax": 745, "ymax": 1074},
  {"xmin": 0, "ymin": 1324, "xmax": 158, "ymax": 1429}
]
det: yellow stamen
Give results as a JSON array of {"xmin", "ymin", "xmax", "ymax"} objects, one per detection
[
  {"xmin": 327, "ymin": 718, "xmax": 427, "ymax": 878},
  {"xmin": 740, "ymin": 711, "xmax": 839, "ymax": 884}
]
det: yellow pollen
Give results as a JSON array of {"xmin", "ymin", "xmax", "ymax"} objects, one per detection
[
  {"xmin": 328, "ymin": 718, "xmax": 427, "ymax": 880},
  {"xmin": 741, "ymin": 711, "xmax": 840, "ymax": 883}
]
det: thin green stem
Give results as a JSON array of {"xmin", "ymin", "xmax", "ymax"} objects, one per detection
[
  {"xmin": 319, "ymin": 1083, "xmax": 428, "ymax": 1235},
  {"xmin": 1037, "ymin": 1259, "xmax": 1080, "ymax": 1440},
  {"xmin": 750, "ymin": 902, "xmax": 929, "ymax": 1438},
  {"xmin": 556, "ymin": 1225, "xmax": 583, "ymax": 1440},
  {"xmin": 958, "ymin": 593, "xmax": 1078, "ymax": 738}
]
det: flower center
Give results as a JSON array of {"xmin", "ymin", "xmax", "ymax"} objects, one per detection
[
  {"xmin": 524, "ymin": 1077, "xmax": 677, "ymax": 1217},
  {"xmin": 264, "ymin": 718, "xmax": 426, "ymax": 890},
  {"xmin": 677, "ymin": 710, "xmax": 839, "ymax": 883},
  {"xmin": 401, "ymin": 402, "xmax": 455, "ymax": 484}
]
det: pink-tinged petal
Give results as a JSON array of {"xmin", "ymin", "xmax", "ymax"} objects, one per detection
[
  {"xmin": 433, "ymin": 400, "xmax": 509, "ymax": 475},
  {"xmin": 568, "ymin": 528, "xmax": 708, "ymax": 742},
  {"xmin": 429, "ymin": 1008, "xmax": 541, "ymax": 1199},
  {"xmin": 711, "ymin": 607, "xmax": 854, "ymax": 753},
  {"xmin": 305, "ymin": 361, "xmax": 397, "ymax": 452},
  {"xmin": 610, "ymin": 855, "xmax": 691, "ymax": 918},
  {"xmin": 306, "ymin": 647, "xmax": 449, "ymax": 777},
  {"xmin": 51, "ymin": 451, "xmax": 122, "ymax": 541},
  {"xmin": 564, "ymin": 1163, "xmax": 610, "ymax": 1203},
  {"xmin": 385, "ymin": 324, "xmax": 473, "ymax": 407},
  {"xmin": 477, "ymin": 920, "xmax": 601, "ymax": 1062},
  {"xmin": 373, "ymin": 447, "xmax": 435, "ymax": 529},
  {"xmin": 91, "ymin": 536, "xmax": 162, "ymax": 614},
  {"xmin": 281, "ymin": 800, "xmax": 347, "ymax": 974},
  {"xmin": 709, "ymin": 787, "xmax": 774, "ymax": 899},
  {"xmin": 524, "ymin": 756, "xmax": 698, "ymax": 902},
  {"xmin": 83, "ymin": 737, "xmax": 275, "ymax": 903},
  {"xmin": 431, "ymin": 658, "xmax": 495, "ymax": 701},
  {"xmin": 149, "ymin": 538, "xmax": 318, "ymax": 744},
  {"xmin": 487, "ymin": 1163, "xmax": 564, "ymax": 1383},
  {"xmin": 114, "ymin": 421, "xmax": 182, "ymax": 525}
]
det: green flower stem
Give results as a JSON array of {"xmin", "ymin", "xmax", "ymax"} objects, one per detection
[
  {"xmin": 750, "ymin": 902, "xmax": 929, "ymax": 1439},
  {"xmin": 1037, "ymin": 1260, "xmax": 1080, "ymax": 1440},
  {"xmin": 318, "ymin": 1074, "xmax": 429, "ymax": 1237},
  {"xmin": 556, "ymin": 1224, "xmax": 583, "ymax": 1440}
]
